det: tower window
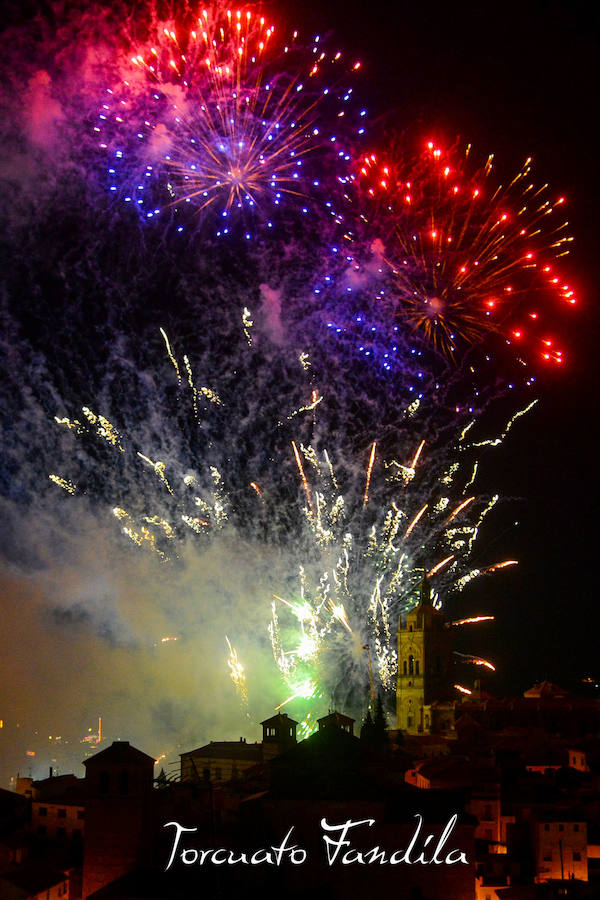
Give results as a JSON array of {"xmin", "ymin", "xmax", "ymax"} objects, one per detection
[
  {"xmin": 415, "ymin": 660, "xmax": 420, "ymax": 675},
  {"xmin": 409, "ymin": 655, "xmax": 415, "ymax": 675}
]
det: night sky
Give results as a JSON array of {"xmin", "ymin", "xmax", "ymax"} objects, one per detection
[{"xmin": 0, "ymin": 0, "xmax": 599, "ymax": 783}]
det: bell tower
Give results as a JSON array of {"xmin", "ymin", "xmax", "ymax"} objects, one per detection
[{"xmin": 396, "ymin": 578, "xmax": 453, "ymax": 734}]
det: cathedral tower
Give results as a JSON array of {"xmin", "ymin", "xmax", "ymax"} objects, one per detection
[{"xmin": 396, "ymin": 578, "xmax": 453, "ymax": 734}]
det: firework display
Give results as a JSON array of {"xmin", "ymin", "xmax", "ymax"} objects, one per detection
[
  {"xmin": 40, "ymin": 323, "xmax": 532, "ymax": 723},
  {"xmin": 269, "ymin": 410, "xmax": 528, "ymax": 717},
  {"xmin": 96, "ymin": 5, "xmax": 365, "ymax": 233},
  {"xmin": 355, "ymin": 141, "xmax": 576, "ymax": 363},
  {"xmin": 0, "ymin": 0, "xmax": 582, "ymax": 771}
]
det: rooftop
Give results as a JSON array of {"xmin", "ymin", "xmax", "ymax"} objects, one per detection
[{"xmin": 83, "ymin": 741, "xmax": 155, "ymax": 768}]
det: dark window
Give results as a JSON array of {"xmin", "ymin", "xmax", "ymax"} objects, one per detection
[
  {"xmin": 99, "ymin": 771, "xmax": 109, "ymax": 794},
  {"xmin": 77, "ymin": 810, "xmax": 84, "ymax": 820},
  {"xmin": 573, "ymin": 852, "xmax": 581, "ymax": 861},
  {"xmin": 559, "ymin": 824, "xmax": 564, "ymax": 832},
  {"xmin": 407, "ymin": 716, "xmax": 413, "ymax": 727},
  {"xmin": 544, "ymin": 824, "xmax": 550, "ymax": 831},
  {"xmin": 215, "ymin": 767, "xmax": 222, "ymax": 780},
  {"xmin": 574, "ymin": 824, "xmax": 579, "ymax": 832},
  {"xmin": 543, "ymin": 852, "xmax": 552, "ymax": 861},
  {"xmin": 415, "ymin": 660, "xmax": 420, "ymax": 675},
  {"xmin": 409, "ymin": 655, "xmax": 414, "ymax": 675},
  {"xmin": 58, "ymin": 808, "xmax": 66, "ymax": 818},
  {"xmin": 57, "ymin": 827, "xmax": 66, "ymax": 839},
  {"xmin": 203, "ymin": 768, "xmax": 210, "ymax": 781},
  {"xmin": 38, "ymin": 807, "xmax": 47, "ymax": 817},
  {"xmin": 37, "ymin": 825, "xmax": 46, "ymax": 836},
  {"xmin": 73, "ymin": 829, "xmax": 82, "ymax": 841},
  {"xmin": 118, "ymin": 771, "xmax": 129, "ymax": 795}
]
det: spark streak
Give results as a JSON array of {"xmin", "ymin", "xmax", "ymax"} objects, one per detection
[
  {"xmin": 362, "ymin": 440, "xmax": 377, "ymax": 508},
  {"xmin": 404, "ymin": 503, "xmax": 428, "ymax": 538},
  {"xmin": 292, "ymin": 440, "xmax": 313, "ymax": 513}
]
